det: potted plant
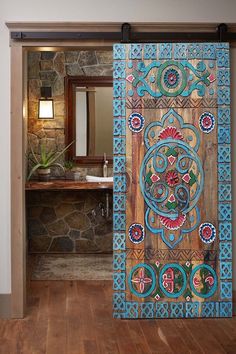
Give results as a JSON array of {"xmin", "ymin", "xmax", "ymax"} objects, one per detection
[
  {"xmin": 27, "ymin": 140, "xmax": 74, "ymax": 181},
  {"xmin": 64, "ymin": 159, "xmax": 76, "ymax": 180}
]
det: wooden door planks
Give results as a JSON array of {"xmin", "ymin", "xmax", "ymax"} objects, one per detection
[{"xmin": 113, "ymin": 43, "xmax": 232, "ymax": 319}]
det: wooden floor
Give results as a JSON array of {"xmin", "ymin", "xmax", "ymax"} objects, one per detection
[{"xmin": 0, "ymin": 281, "xmax": 236, "ymax": 354}]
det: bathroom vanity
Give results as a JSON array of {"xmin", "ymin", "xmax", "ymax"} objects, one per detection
[{"xmin": 25, "ymin": 180, "xmax": 113, "ymax": 191}]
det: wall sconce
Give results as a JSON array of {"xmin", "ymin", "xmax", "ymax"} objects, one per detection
[{"xmin": 38, "ymin": 87, "xmax": 54, "ymax": 119}]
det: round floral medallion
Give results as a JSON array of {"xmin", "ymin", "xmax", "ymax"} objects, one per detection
[
  {"xmin": 128, "ymin": 223, "xmax": 145, "ymax": 244},
  {"xmin": 128, "ymin": 263, "xmax": 156, "ymax": 298},
  {"xmin": 190, "ymin": 264, "xmax": 217, "ymax": 298},
  {"xmin": 163, "ymin": 68, "xmax": 180, "ymax": 88},
  {"xmin": 165, "ymin": 170, "xmax": 179, "ymax": 187},
  {"xmin": 157, "ymin": 61, "xmax": 187, "ymax": 97},
  {"xmin": 199, "ymin": 222, "xmax": 216, "ymax": 244},
  {"xmin": 199, "ymin": 112, "xmax": 215, "ymax": 133},
  {"xmin": 128, "ymin": 112, "xmax": 145, "ymax": 133},
  {"xmin": 159, "ymin": 263, "xmax": 187, "ymax": 298}
]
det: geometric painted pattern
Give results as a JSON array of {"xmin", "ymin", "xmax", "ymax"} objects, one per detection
[
  {"xmin": 113, "ymin": 194, "xmax": 126, "ymax": 211},
  {"xmin": 156, "ymin": 302, "xmax": 169, "ymax": 318},
  {"xmin": 185, "ymin": 302, "xmax": 200, "ymax": 318},
  {"xmin": 113, "ymin": 252, "xmax": 126, "ymax": 271},
  {"xmin": 219, "ymin": 222, "xmax": 232, "ymax": 241},
  {"xmin": 170, "ymin": 303, "xmax": 184, "ymax": 318},
  {"xmin": 218, "ymin": 163, "xmax": 231, "ymax": 181},
  {"xmin": 220, "ymin": 282, "xmax": 232, "ymax": 299},
  {"xmin": 113, "ymin": 213, "xmax": 126, "ymax": 231},
  {"xmin": 113, "ymin": 42, "xmax": 232, "ymax": 319},
  {"xmin": 113, "ymin": 233, "xmax": 126, "ymax": 251},
  {"xmin": 219, "ymin": 242, "xmax": 232, "ymax": 260},
  {"xmin": 220, "ymin": 302, "xmax": 233, "ymax": 317},
  {"xmin": 113, "ymin": 156, "xmax": 126, "ymax": 174},
  {"xmin": 201, "ymin": 302, "xmax": 217, "ymax": 317},
  {"xmin": 140, "ymin": 302, "xmax": 154, "ymax": 318},
  {"xmin": 218, "ymin": 183, "xmax": 231, "ymax": 201},
  {"xmin": 113, "ymin": 272, "xmax": 126, "ymax": 291},
  {"xmin": 113, "ymin": 292, "xmax": 126, "ymax": 311},
  {"xmin": 220, "ymin": 262, "xmax": 232, "ymax": 280},
  {"xmin": 125, "ymin": 302, "xmax": 139, "ymax": 318}
]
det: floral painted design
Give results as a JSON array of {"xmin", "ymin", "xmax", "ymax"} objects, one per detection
[
  {"xmin": 128, "ymin": 112, "xmax": 145, "ymax": 133},
  {"xmin": 129, "ymin": 223, "xmax": 145, "ymax": 244},
  {"xmin": 199, "ymin": 222, "xmax": 216, "ymax": 244},
  {"xmin": 165, "ymin": 170, "xmax": 179, "ymax": 187},
  {"xmin": 199, "ymin": 112, "xmax": 215, "ymax": 133},
  {"xmin": 163, "ymin": 68, "xmax": 180, "ymax": 88},
  {"xmin": 131, "ymin": 267, "xmax": 152, "ymax": 294}
]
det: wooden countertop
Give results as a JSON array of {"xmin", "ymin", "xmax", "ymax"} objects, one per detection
[{"xmin": 25, "ymin": 179, "xmax": 113, "ymax": 191}]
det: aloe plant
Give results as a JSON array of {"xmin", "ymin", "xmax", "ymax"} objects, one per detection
[{"xmin": 27, "ymin": 139, "xmax": 74, "ymax": 181}]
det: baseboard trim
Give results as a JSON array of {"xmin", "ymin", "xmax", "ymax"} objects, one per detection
[{"xmin": 0, "ymin": 294, "xmax": 11, "ymax": 318}]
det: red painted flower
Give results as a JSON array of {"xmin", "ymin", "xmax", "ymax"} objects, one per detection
[
  {"xmin": 165, "ymin": 170, "xmax": 179, "ymax": 187},
  {"xmin": 160, "ymin": 214, "xmax": 186, "ymax": 230},
  {"xmin": 131, "ymin": 225, "xmax": 142, "ymax": 239},
  {"xmin": 131, "ymin": 268, "xmax": 152, "ymax": 293},
  {"xmin": 158, "ymin": 126, "xmax": 184, "ymax": 140},
  {"xmin": 133, "ymin": 117, "xmax": 141, "ymax": 127}
]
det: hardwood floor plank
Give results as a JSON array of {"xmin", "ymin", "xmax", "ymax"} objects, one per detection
[
  {"xmin": 140, "ymin": 320, "xmax": 174, "ymax": 354},
  {"xmin": 46, "ymin": 282, "xmax": 67, "ymax": 354},
  {"xmin": 0, "ymin": 281, "xmax": 236, "ymax": 354},
  {"xmin": 182, "ymin": 319, "xmax": 227, "ymax": 354},
  {"xmin": 165, "ymin": 319, "xmax": 203, "ymax": 354},
  {"xmin": 127, "ymin": 321, "xmax": 152, "ymax": 354}
]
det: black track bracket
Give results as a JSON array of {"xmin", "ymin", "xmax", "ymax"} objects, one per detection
[
  {"xmin": 121, "ymin": 23, "xmax": 131, "ymax": 43},
  {"xmin": 217, "ymin": 23, "xmax": 228, "ymax": 42}
]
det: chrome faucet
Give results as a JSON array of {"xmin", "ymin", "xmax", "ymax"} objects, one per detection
[{"xmin": 103, "ymin": 153, "xmax": 108, "ymax": 177}]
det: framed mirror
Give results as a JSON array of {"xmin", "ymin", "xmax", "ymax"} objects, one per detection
[{"xmin": 65, "ymin": 76, "xmax": 113, "ymax": 165}]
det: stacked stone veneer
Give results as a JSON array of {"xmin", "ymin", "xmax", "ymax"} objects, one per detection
[
  {"xmin": 27, "ymin": 50, "xmax": 113, "ymax": 253},
  {"xmin": 28, "ymin": 49, "xmax": 113, "ymax": 178},
  {"xmin": 27, "ymin": 190, "xmax": 113, "ymax": 253}
]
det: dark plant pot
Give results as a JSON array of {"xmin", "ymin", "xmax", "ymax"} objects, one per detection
[
  {"xmin": 65, "ymin": 170, "xmax": 74, "ymax": 180},
  {"xmin": 65, "ymin": 171, "xmax": 81, "ymax": 180},
  {"xmin": 37, "ymin": 168, "xmax": 51, "ymax": 181}
]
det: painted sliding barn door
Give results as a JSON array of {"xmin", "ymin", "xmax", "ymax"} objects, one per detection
[{"xmin": 113, "ymin": 43, "xmax": 232, "ymax": 319}]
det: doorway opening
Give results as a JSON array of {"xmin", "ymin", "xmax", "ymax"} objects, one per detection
[{"xmin": 9, "ymin": 26, "xmax": 116, "ymax": 317}]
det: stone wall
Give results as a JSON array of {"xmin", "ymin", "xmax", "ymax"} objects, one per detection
[
  {"xmin": 27, "ymin": 190, "xmax": 113, "ymax": 253},
  {"xmin": 27, "ymin": 49, "xmax": 113, "ymax": 177},
  {"xmin": 27, "ymin": 50, "xmax": 113, "ymax": 253}
]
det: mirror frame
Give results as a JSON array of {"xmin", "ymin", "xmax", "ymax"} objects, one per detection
[{"xmin": 65, "ymin": 75, "xmax": 113, "ymax": 165}]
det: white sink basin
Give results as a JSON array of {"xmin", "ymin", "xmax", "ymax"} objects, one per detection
[{"xmin": 86, "ymin": 175, "xmax": 113, "ymax": 182}]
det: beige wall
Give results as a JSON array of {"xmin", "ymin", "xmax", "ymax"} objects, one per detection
[{"xmin": 1, "ymin": 0, "xmax": 236, "ymax": 294}]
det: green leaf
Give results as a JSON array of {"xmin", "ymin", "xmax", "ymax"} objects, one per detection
[
  {"xmin": 27, "ymin": 137, "xmax": 75, "ymax": 179},
  {"xmin": 40, "ymin": 143, "xmax": 47, "ymax": 164},
  {"xmin": 200, "ymin": 283, "xmax": 208, "ymax": 295},
  {"xmin": 189, "ymin": 170, "xmax": 197, "ymax": 186},
  {"xmin": 47, "ymin": 140, "xmax": 75, "ymax": 166},
  {"xmin": 27, "ymin": 163, "xmax": 43, "ymax": 181},
  {"xmin": 166, "ymin": 201, "xmax": 177, "ymax": 210},
  {"xmin": 28, "ymin": 140, "xmax": 39, "ymax": 164},
  {"xmin": 165, "ymin": 147, "xmax": 178, "ymax": 157},
  {"xmin": 145, "ymin": 170, "xmax": 153, "ymax": 186}
]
